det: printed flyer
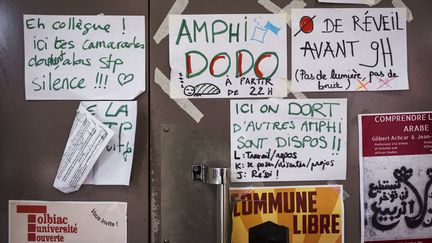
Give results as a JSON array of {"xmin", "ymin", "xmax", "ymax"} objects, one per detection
[
  {"xmin": 9, "ymin": 200, "xmax": 127, "ymax": 243},
  {"xmin": 359, "ymin": 112, "xmax": 432, "ymax": 243},
  {"xmin": 231, "ymin": 185, "xmax": 344, "ymax": 243}
]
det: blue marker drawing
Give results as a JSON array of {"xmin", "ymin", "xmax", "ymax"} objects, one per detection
[
  {"xmin": 251, "ymin": 26, "xmax": 268, "ymax": 43},
  {"xmin": 251, "ymin": 20, "xmax": 281, "ymax": 43},
  {"xmin": 264, "ymin": 21, "xmax": 281, "ymax": 35}
]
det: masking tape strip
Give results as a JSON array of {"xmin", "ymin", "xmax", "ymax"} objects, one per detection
[
  {"xmin": 257, "ymin": 0, "xmax": 282, "ymax": 13},
  {"xmin": 281, "ymin": 0, "xmax": 307, "ymax": 28},
  {"xmin": 258, "ymin": 0, "xmax": 306, "ymax": 28},
  {"xmin": 153, "ymin": 0, "xmax": 189, "ymax": 44},
  {"xmin": 392, "ymin": 0, "xmax": 413, "ymax": 22},
  {"xmin": 286, "ymin": 79, "xmax": 308, "ymax": 99},
  {"xmin": 327, "ymin": 180, "xmax": 350, "ymax": 200},
  {"xmin": 283, "ymin": 0, "xmax": 307, "ymax": 12},
  {"xmin": 154, "ymin": 68, "xmax": 204, "ymax": 123},
  {"xmin": 362, "ymin": 0, "xmax": 381, "ymax": 6}
]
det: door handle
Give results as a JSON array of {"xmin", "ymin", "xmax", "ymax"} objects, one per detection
[{"xmin": 192, "ymin": 164, "xmax": 230, "ymax": 243}]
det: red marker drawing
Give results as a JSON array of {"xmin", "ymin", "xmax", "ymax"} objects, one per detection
[{"xmin": 294, "ymin": 15, "xmax": 316, "ymax": 37}]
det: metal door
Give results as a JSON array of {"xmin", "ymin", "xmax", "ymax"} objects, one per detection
[
  {"xmin": 0, "ymin": 0, "xmax": 150, "ymax": 242},
  {"xmin": 149, "ymin": 1, "xmax": 432, "ymax": 243}
]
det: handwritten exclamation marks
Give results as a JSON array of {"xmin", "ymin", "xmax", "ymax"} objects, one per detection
[
  {"xmin": 122, "ymin": 18, "xmax": 126, "ymax": 34},
  {"xmin": 94, "ymin": 72, "xmax": 108, "ymax": 89},
  {"xmin": 331, "ymin": 135, "xmax": 341, "ymax": 155}
]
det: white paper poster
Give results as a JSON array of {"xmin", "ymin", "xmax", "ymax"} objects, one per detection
[
  {"xmin": 169, "ymin": 14, "xmax": 288, "ymax": 98},
  {"xmin": 24, "ymin": 15, "xmax": 145, "ymax": 100},
  {"xmin": 231, "ymin": 99, "xmax": 347, "ymax": 182},
  {"xmin": 82, "ymin": 101, "xmax": 137, "ymax": 185},
  {"xmin": 359, "ymin": 112, "xmax": 432, "ymax": 243},
  {"xmin": 9, "ymin": 200, "xmax": 126, "ymax": 243},
  {"xmin": 53, "ymin": 104, "xmax": 114, "ymax": 193},
  {"xmin": 291, "ymin": 8, "xmax": 408, "ymax": 92}
]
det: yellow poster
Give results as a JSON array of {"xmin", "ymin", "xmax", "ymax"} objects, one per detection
[{"xmin": 231, "ymin": 185, "xmax": 344, "ymax": 243}]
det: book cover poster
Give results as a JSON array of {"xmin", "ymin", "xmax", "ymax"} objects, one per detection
[{"xmin": 359, "ymin": 112, "xmax": 432, "ymax": 243}]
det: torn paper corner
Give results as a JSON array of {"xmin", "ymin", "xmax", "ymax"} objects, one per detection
[{"xmin": 53, "ymin": 104, "xmax": 114, "ymax": 193}]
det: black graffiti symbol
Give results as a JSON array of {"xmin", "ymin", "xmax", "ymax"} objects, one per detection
[
  {"xmin": 394, "ymin": 166, "xmax": 425, "ymax": 229},
  {"xmin": 422, "ymin": 168, "xmax": 432, "ymax": 227},
  {"xmin": 371, "ymin": 202, "xmax": 400, "ymax": 230},
  {"xmin": 368, "ymin": 166, "xmax": 432, "ymax": 231}
]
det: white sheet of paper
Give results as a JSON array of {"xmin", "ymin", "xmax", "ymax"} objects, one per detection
[
  {"xmin": 169, "ymin": 14, "xmax": 288, "ymax": 98},
  {"xmin": 82, "ymin": 101, "xmax": 137, "ymax": 185},
  {"xmin": 291, "ymin": 8, "xmax": 408, "ymax": 92},
  {"xmin": 231, "ymin": 99, "xmax": 347, "ymax": 182},
  {"xmin": 9, "ymin": 200, "xmax": 126, "ymax": 243},
  {"xmin": 53, "ymin": 104, "xmax": 114, "ymax": 193},
  {"xmin": 24, "ymin": 15, "xmax": 145, "ymax": 100}
]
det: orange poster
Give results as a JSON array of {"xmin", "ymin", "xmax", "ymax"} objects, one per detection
[{"xmin": 231, "ymin": 185, "xmax": 344, "ymax": 243}]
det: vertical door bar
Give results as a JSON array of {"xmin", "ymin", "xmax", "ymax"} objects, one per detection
[
  {"xmin": 193, "ymin": 165, "xmax": 230, "ymax": 243},
  {"xmin": 217, "ymin": 169, "xmax": 230, "ymax": 243}
]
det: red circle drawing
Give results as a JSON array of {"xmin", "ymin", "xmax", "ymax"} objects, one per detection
[{"xmin": 300, "ymin": 16, "xmax": 314, "ymax": 33}]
